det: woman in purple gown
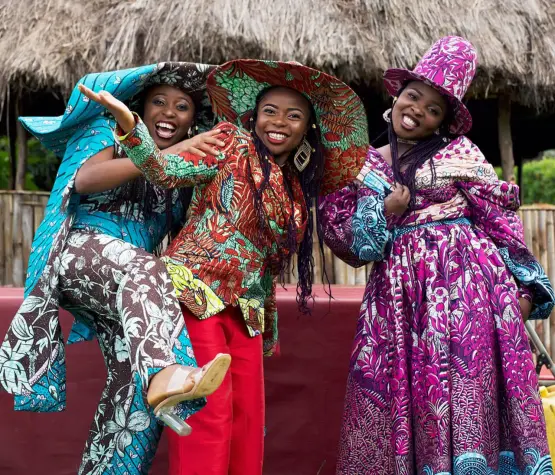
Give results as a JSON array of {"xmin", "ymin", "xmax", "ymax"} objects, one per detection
[{"xmin": 319, "ymin": 36, "xmax": 555, "ymax": 474}]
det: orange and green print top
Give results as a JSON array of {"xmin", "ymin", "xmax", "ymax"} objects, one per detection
[{"xmin": 119, "ymin": 117, "xmax": 307, "ymax": 355}]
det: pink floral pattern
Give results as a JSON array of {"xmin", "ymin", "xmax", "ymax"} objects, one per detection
[
  {"xmin": 384, "ymin": 36, "xmax": 477, "ymax": 134},
  {"xmin": 319, "ymin": 138, "xmax": 554, "ymax": 474}
]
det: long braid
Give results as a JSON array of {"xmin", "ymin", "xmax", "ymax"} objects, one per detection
[
  {"xmin": 249, "ymin": 86, "xmax": 327, "ymax": 313},
  {"xmin": 388, "ymin": 86, "xmax": 454, "ymax": 208}
]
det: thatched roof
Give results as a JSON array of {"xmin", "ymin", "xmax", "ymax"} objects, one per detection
[{"xmin": 1, "ymin": 0, "xmax": 555, "ymax": 110}]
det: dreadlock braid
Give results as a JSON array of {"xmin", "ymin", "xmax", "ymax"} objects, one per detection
[
  {"xmin": 388, "ymin": 85, "xmax": 454, "ymax": 208},
  {"xmin": 249, "ymin": 86, "xmax": 327, "ymax": 313}
]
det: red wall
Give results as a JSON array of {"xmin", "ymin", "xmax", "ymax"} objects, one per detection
[{"xmin": 0, "ymin": 286, "xmax": 363, "ymax": 474}]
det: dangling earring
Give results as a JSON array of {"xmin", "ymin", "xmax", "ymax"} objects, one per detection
[
  {"xmin": 249, "ymin": 116, "xmax": 254, "ymax": 133},
  {"xmin": 383, "ymin": 96, "xmax": 398, "ymax": 124},
  {"xmin": 293, "ymin": 137, "xmax": 312, "ymax": 172},
  {"xmin": 383, "ymin": 108, "xmax": 392, "ymax": 123},
  {"xmin": 434, "ymin": 128, "xmax": 450, "ymax": 143},
  {"xmin": 187, "ymin": 125, "xmax": 195, "ymax": 138}
]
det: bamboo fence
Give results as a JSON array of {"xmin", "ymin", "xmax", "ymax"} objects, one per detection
[{"xmin": 1, "ymin": 190, "xmax": 554, "ymax": 353}]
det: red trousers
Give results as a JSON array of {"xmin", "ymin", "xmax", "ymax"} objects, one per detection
[{"xmin": 168, "ymin": 305, "xmax": 265, "ymax": 475}]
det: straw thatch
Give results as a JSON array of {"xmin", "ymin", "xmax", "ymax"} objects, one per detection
[{"xmin": 1, "ymin": 0, "xmax": 555, "ymax": 109}]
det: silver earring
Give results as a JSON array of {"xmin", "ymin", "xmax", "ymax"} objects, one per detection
[
  {"xmin": 293, "ymin": 138, "xmax": 312, "ymax": 172},
  {"xmin": 434, "ymin": 129, "xmax": 450, "ymax": 143},
  {"xmin": 383, "ymin": 108, "xmax": 392, "ymax": 123},
  {"xmin": 187, "ymin": 126, "xmax": 194, "ymax": 138}
]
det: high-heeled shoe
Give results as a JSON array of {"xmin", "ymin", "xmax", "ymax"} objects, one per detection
[{"xmin": 147, "ymin": 353, "xmax": 231, "ymax": 436}]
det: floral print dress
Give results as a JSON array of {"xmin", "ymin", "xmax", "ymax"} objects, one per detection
[
  {"xmin": 0, "ymin": 118, "xmax": 201, "ymax": 475},
  {"xmin": 319, "ymin": 137, "xmax": 555, "ymax": 475}
]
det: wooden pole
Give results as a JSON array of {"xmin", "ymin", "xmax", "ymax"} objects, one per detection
[
  {"xmin": 517, "ymin": 152, "xmax": 524, "ymax": 204},
  {"xmin": 15, "ymin": 99, "xmax": 27, "ymax": 191},
  {"xmin": 11, "ymin": 191, "xmax": 23, "ymax": 287},
  {"xmin": 7, "ymin": 94, "xmax": 16, "ymax": 190},
  {"xmin": 498, "ymin": 94, "xmax": 515, "ymax": 182}
]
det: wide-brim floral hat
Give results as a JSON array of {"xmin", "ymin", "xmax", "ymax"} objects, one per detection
[
  {"xmin": 207, "ymin": 59, "xmax": 369, "ymax": 195},
  {"xmin": 383, "ymin": 36, "xmax": 477, "ymax": 135}
]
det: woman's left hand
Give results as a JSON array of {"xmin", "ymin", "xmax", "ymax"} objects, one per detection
[
  {"xmin": 164, "ymin": 129, "xmax": 226, "ymax": 157},
  {"xmin": 519, "ymin": 297, "xmax": 532, "ymax": 322},
  {"xmin": 78, "ymin": 84, "xmax": 135, "ymax": 133}
]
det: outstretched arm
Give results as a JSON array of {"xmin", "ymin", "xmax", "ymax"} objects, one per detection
[{"xmin": 76, "ymin": 84, "xmax": 226, "ymax": 192}]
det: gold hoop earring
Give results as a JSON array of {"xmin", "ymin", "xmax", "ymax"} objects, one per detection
[{"xmin": 293, "ymin": 138, "xmax": 312, "ymax": 172}]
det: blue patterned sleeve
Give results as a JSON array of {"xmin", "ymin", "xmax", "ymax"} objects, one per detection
[
  {"xmin": 318, "ymin": 166, "xmax": 392, "ymax": 267},
  {"xmin": 459, "ymin": 180, "xmax": 554, "ymax": 320}
]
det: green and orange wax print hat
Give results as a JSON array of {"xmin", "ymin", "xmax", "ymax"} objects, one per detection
[{"xmin": 206, "ymin": 59, "xmax": 369, "ymax": 196}]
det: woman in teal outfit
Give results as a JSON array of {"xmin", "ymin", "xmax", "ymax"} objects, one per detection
[{"xmin": 0, "ymin": 62, "xmax": 230, "ymax": 474}]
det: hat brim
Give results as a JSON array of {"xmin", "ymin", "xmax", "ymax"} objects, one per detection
[
  {"xmin": 207, "ymin": 59, "xmax": 369, "ymax": 195},
  {"xmin": 383, "ymin": 68, "xmax": 472, "ymax": 135},
  {"xmin": 20, "ymin": 62, "xmax": 218, "ymax": 159}
]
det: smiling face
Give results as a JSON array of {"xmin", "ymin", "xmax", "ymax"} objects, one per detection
[
  {"xmin": 142, "ymin": 85, "xmax": 196, "ymax": 149},
  {"xmin": 391, "ymin": 81, "xmax": 448, "ymax": 141},
  {"xmin": 254, "ymin": 87, "xmax": 312, "ymax": 166}
]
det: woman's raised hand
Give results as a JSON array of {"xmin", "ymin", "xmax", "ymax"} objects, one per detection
[{"xmin": 78, "ymin": 84, "xmax": 135, "ymax": 133}]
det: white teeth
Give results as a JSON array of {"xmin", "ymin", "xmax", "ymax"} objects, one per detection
[
  {"xmin": 403, "ymin": 116, "xmax": 417, "ymax": 127},
  {"xmin": 268, "ymin": 132, "xmax": 287, "ymax": 140},
  {"xmin": 156, "ymin": 122, "xmax": 176, "ymax": 131}
]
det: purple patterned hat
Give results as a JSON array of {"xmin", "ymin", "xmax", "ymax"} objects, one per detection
[{"xmin": 383, "ymin": 36, "xmax": 477, "ymax": 135}]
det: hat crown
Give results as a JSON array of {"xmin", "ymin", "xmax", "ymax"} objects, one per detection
[
  {"xmin": 412, "ymin": 36, "xmax": 477, "ymax": 101},
  {"xmin": 144, "ymin": 62, "xmax": 214, "ymax": 94}
]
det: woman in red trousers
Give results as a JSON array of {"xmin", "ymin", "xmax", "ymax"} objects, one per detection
[{"xmin": 83, "ymin": 58, "xmax": 369, "ymax": 475}]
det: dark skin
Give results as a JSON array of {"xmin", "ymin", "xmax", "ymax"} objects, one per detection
[
  {"xmin": 379, "ymin": 81, "xmax": 532, "ymax": 320},
  {"xmin": 254, "ymin": 87, "xmax": 311, "ymax": 166},
  {"xmin": 74, "ymin": 84, "xmax": 225, "ymax": 194},
  {"xmin": 380, "ymin": 81, "xmax": 448, "ymax": 218},
  {"xmin": 77, "ymin": 85, "xmax": 312, "ymax": 192},
  {"xmin": 143, "ymin": 85, "xmax": 195, "ymax": 150}
]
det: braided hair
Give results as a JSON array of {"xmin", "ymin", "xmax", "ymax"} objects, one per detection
[
  {"xmin": 248, "ymin": 86, "xmax": 327, "ymax": 313},
  {"xmin": 387, "ymin": 85, "xmax": 455, "ymax": 208}
]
